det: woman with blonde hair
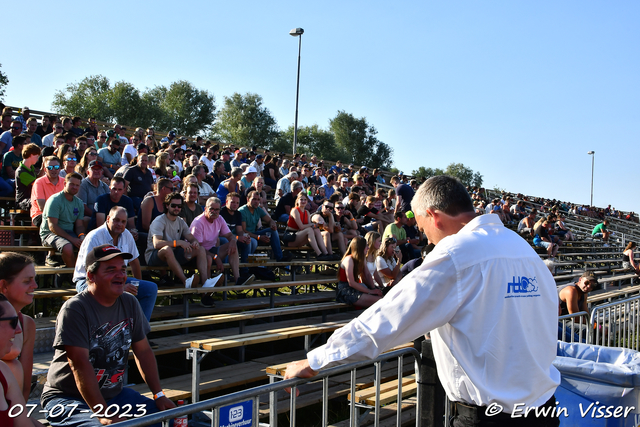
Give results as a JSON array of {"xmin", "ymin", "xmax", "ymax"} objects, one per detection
[
  {"xmin": 623, "ymin": 241, "xmax": 639, "ymax": 273},
  {"xmin": 364, "ymin": 231, "xmax": 385, "ymax": 288},
  {"xmin": 376, "ymin": 236, "xmax": 403, "ymax": 287},
  {"xmin": 75, "ymin": 147, "xmax": 98, "ymax": 176},
  {"xmin": 145, "ymin": 128, "xmax": 158, "ymax": 153},
  {"xmin": 336, "ymin": 237, "xmax": 383, "ymax": 308},
  {"xmin": 154, "ymin": 152, "xmax": 170, "ymax": 179},
  {"xmin": 284, "ymin": 193, "xmax": 332, "ymax": 261}
]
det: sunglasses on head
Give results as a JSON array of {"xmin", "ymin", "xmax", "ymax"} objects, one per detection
[
  {"xmin": 385, "ymin": 237, "xmax": 397, "ymax": 244},
  {"xmin": 46, "ymin": 165, "xmax": 60, "ymax": 170},
  {"xmin": 0, "ymin": 316, "xmax": 19, "ymax": 329}
]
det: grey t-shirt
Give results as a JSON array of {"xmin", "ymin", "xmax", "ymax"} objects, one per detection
[
  {"xmin": 145, "ymin": 214, "xmax": 190, "ymax": 263},
  {"xmin": 41, "ymin": 290, "xmax": 149, "ymax": 404}
]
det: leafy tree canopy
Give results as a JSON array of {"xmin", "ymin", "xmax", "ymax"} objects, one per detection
[
  {"xmin": 213, "ymin": 92, "xmax": 279, "ymax": 148},
  {"xmin": 412, "ymin": 163, "xmax": 483, "ymax": 187},
  {"xmin": 0, "ymin": 64, "xmax": 9, "ymax": 101}
]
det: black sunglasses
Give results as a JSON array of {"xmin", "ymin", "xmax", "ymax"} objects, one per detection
[
  {"xmin": 170, "ymin": 203, "xmax": 183, "ymax": 208},
  {"xmin": 0, "ymin": 316, "xmax": 19, "ymax": 329}
]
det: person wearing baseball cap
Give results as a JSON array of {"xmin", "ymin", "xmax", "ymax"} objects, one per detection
[{"xmin": 41, "ymin": 244, "xmax": 176, "ymax": 426}]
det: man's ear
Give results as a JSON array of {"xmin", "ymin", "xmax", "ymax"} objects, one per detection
[{"xmin": 425, "ymin": 208, "xmax": 443, "ymax": 230}]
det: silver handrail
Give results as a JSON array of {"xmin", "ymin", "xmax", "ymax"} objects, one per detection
[
  {"xmin": 558, "ymin": 311, "xmax": 590, "ymax": 343},
  {"xmin": 590, "ymin": 294, "xmax": 640, "ymax": 350},
  {"xmin": 117, "ymin": 347, "xmax": 421, "ymax": 427}
]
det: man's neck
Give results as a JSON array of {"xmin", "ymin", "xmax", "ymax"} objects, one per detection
[
  {"xmin": 185, "ymin": 201, "xmax": 196, "ymax": 209},
  {"xmin": 64, "ymin": 190, "xmax": 73, "ymax": 202},
  {"xmin": 48, "ymin": 176, "xmax": 59, "ymax": 185},
  {"xmin": 108, "ymin": 227, "xmax": 120, "ymax": 245},
  {"xmin": 89, "ymin": 177, "xmax": 100, "ymax": 186},
  {"xmin": 165, "ymin": 212, "xmax": 177, "ymax": 221},
  {"xmin": 88, "ymin": 286, "xmax": 117, "ymax": 307}
]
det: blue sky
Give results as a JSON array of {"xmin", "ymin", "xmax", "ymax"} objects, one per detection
[{"xmin": 3, "ymin": 1, "xmax": 639, "ymax": 212}]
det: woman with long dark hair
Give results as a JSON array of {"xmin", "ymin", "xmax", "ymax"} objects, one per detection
[{"xmin": 336, "ymin": 237, "xmax": 382, "ymax": 308}]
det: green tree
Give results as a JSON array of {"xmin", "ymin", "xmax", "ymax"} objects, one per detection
[
  {"xmin": 412, "ymin": 166, "xmax": 445, "ymax": 181},
  {"xmin": 443, "ymin": 162, "xmax": 483, "ymax": 187},
  {"xmin": 149, "ymin": 81, "xmax": 216, "ymax": 136},
  {"xmin": 214, "ymin": 93, "xmax": 279, "ymax": 147},
  {"xmin": 278, "ymin": 124, "xmax": 348, "ymax": 161},
  {"xmin": 329, "ymin": 110, "xmax": 393, "ymax": 169},
  {"xmin": 52, "ymin": 75, "xmax": 113, "ymax": 120},
  {"xmin": 0, "ymin": 64, "xmax": 9, "ymax": 101}
]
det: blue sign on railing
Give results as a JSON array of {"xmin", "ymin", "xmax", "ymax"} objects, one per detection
[{"xmin": 218, "ymin": 400, "xmax": 253, "ymax": 427}]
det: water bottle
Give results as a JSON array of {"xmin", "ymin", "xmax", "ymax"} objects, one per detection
[{"xmin": 174, "ymin": 400, "xmax": 188, "ymax": 427}]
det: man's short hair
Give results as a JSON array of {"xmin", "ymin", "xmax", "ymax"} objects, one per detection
[
  {"xmin": 366, "ymin": 195, "xmax": 376, "ymax": 204},
  {"xmin": 108, "ymin": 205, "xmax": 127, "ymax": 218},
  {"xmin": 326, "ymin": 173, "xmax": 335, "ymax": 183},
  {"xmin": 157, "ymin": 177, "xmax": 173, "ymax": 190},
  {"xmin": 27, "ymin": 117, "xmax": 38, "ymax": 124},
  {"xmin": 65, "ymin": 172, "xmax": 83, "ymax": 182},
  {"xmin": 76, "ymin": 136, "xmax": 87, "ymax": 144},
  {"xmin": 193, "ymin": 165, "xmax": 205, "ymax": 176},
  {"xmin": 230, "ymin": 167, "xmax": 243, "ymax": 179},
  {"xmin": 412, "ymin": 175, "xmax": 474, "ymax": 217},
  {"xmin": 22, "ymin": 143, "xmax": 41, "ymax": 158},
  {"xmin": 227, "ymin": 192, "xmax": 241, "ymax": 201},
  {"xmin": 390, "ymin": 176, "xmax": 400, "ymax": 184},
  {"xmin": 247, "ymin": 190, "xmax": 259, "ymax": 201},
  {"xmin": 164, "ymin": 192, "xmax": 184, "ymax": 206},
  {"xmin": 206, "ymin": 197, "xmax": 221, "ymax": 207},
  {"xmin": 291, "ymin": 181, "xmax": 304, "ymax": 192},
  {"xmin": 394, "ymin": 211, "xmax": 405, "ymax": 220},
  {"xmin": 12, "ymin": 134, "xmax": 27, "ymax": 147},
  {"xmin": 44, "ymin": 155, "xmax": 60, "ymax": 165},
  {"xmin": 110, "ymin": 176, "xmax": 126, "ymax": 187},
  {"xmin": 348, "ymin": 192, "xmax": 360, "ymax": 202},
  {"xmin": 289, "ymin": 172, "xmax": 299, "ymax": 179}
]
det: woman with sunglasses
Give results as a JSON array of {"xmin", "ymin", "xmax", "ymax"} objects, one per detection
[
  {"xmin": 376, "ymin": 236, "xmax": 403, "ymax": 287},
  {"xmin": 285, "ymin": 193, "xmax": 333, "ymax": 261},
  {"xmin": 337, "ymin": 237, "xmax": 383, "ymax": 308},
  {"xmin": 0, "ymin": 253, "xmax": 37, "ymax": 403},
  {"xmin": 75, "ymin": 148, "xmax": 98, "ymax": 176}
]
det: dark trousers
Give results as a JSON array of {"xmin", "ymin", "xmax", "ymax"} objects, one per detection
[{"xmin": 451, "ymin": 395, "xmax": 560, "ymax": 427}]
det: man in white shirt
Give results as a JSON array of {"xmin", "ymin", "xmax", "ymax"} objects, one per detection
[{"xmin": 285, "ymin": 175, "xmax": 560, "ymax": 426}]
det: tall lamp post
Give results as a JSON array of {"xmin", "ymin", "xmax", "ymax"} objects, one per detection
[
  {"xmin": 587, "ymin": 151, "xmax": 595, "ymax": 206},
  {"xmin": 290, "ymin": 27, "xmax": 304, "ymax": 156}
]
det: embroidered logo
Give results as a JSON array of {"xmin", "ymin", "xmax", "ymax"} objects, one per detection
[{"xmin": 506, "ymin": 276, "xmax": 540, "ymax": 298}]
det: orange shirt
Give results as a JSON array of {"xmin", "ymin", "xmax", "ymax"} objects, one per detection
[{"xmin": 30, "ymin": 176, "xmax": 64, "ymax": 218}]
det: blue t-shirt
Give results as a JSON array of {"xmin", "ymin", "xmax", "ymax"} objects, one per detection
[{"xmin": 89, "ymin": 193, "xmax": 135, "ymax": 230}]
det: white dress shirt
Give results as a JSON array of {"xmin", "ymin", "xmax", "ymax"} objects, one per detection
[{"xmin": 308, "ymin": 214, "xmax": 560, "ymax": 412}]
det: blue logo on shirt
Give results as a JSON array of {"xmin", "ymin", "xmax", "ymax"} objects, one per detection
[
  {"xmin": 506, "ymin": 276, "xmax": 540, "ymax": 298},
  {"xmin": 73, "ymin": 208, "xmax": 79, "ymax": 216}
]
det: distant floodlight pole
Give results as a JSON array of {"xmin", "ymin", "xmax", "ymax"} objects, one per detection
[
  {"xmin": 587, "ymin": 151, "xmax": 595, "ymax": 206},
  {"xmin": 290, "ymin": 27, "xmax": 304, "ymax": 156}
]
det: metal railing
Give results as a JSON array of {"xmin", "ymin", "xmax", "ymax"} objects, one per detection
[
  {"xmin": 590, "ymin": 294, "xmax": 640, "ymax": 351},
  {"xmin": 558, "ymin": 312, "xmax": 590, "ymax": 343},
  {"xmin": 117, "ymin": 347, "xmax": 421, "ymax": 427}
]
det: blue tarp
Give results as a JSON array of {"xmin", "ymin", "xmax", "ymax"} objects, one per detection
[{"xmin": 553, "ymin": 341, "xmax": 640, "ymax": 427}]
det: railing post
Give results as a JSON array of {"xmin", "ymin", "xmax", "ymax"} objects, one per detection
[{"xmin": 418, "ymin": 338, "xmax": 445, "ymax": 426}]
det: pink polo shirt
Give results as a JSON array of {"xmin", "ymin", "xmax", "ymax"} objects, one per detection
[
  {"xmin": 190, "ymin": 214, "xmax": 231, "ymax": 251},
  {"xmin": 30, "ymin": 176, "xmax": 65, "ymax": 218}
]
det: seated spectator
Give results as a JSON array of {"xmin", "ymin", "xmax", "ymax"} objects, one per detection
[
  {"xmin": 364, "ymin": 231, "xmax": 385, "ymax": 289},
  {"xmin": 210, "ymin": 160, "xmax": 227, "ymax": 191},
  {"xmin": 239, "ymin": 191, "xmax": 293, "ymax": 262},
  {"xmin": 180, "ymin": 183, "xmax": 204, "ymax": 226},
  {"xmin": 592, "ymin": 219, "xmax": 611, "ymax": 246},
  {"xmin": 0, "ymin": 119, "xmax": 22, "ymax": 156},
  {"xmin": 511, "ymin": 200, "xmax": 527, "ymax": 220},
  {"xmin": 284, "ymin": 193, "xmax": 333, "ymax": 261},
  {"xmin": 31, "ymin": 156, "xmax": 65, "ymax": 228},
  {"xmin": 216, "ymin": 166, "xmax": 242, "ymax": 205},
  {"xmin": 40, "ymin": 173, "xmax": 85, "ymax": 267},
  {"xmin": 275, "ymin": 171, "xmax": 298, "ymax": 201},
  {"xmin": 313, "ymin": 200, "xmax": 348, "ymax": 256},
  {"xmin": 622, "ymin": 241, "xmax": 639, "ymax": 273},
  {"xmin": 335, "ymin": 201, "xmax": 359, "ymax": 240},
  {"xmin": 382, "ymin": 211, "xmax": 409, "ymax": 255},
  {"xmin": 2, "ymin": 134, "xmax": 25, "ymax": 189},
  {"xmin": 36, "ymin": 114, "xmax": 52, "ymax": 138},
  {"xmin": 74, "ymin": 207, "xmax": 157, "ymax": 325},
  {"xmin": 240, "ymin": 166, "xmax": 257, "ymax": 194},
  {"xmin": 145, "ymin": 192, "xmax": 208, "ymax": 289},
  {"xmin": 518, "ymin": 210, "xmax": 537, "ymax": 237},
  {"xmin": 193, "ymin": 165, "xmax": 215, "ymax": 205},
  {"xmin": 92, "ymin": 177, "xmax": 136, "ymax": 235},
  {"xmin": 533, "ymin": 218, "xmax": 559, "ymax": 258},
  {"xmin": 42, "ymin": 245, "xmax": 176, "ymax": 426},
  {"xmin": 555, "ymin": 215, "xmax": 574, "ymax": 241},
  {"xmin": 122, "ymin": 136, "xmax": 138, "ymax": 166},
  {"xmin": 402, "ymin": 211, "xmax": 423, "ymax": 261},
  {"xmin": 190, "ymin": 198, "xmax": 255, "ymax": 307},
  {"xmin": 376, "ymin": 236, "xmax": 403, "ymax": 287},
  {"xmin": 75, "ymin": 146, "xmax": 98, "ymax": 176},
  {"xmin": 358, "ymin": 195, "xmax": 387, "ymax": 235},
  {"xmin": 384, "ymin": 188, "xmax": 396, "ymax": 212},
  {"xmin": 78, "ymin": 160, "xmax": 109, "ymax": 220},
  {"xmin": 15, "ymin": 143, "xmax": 41, "ymax": 212},
  {"xmin": 336, "ymin": 237, "xmax": 383, "ymax": 308},
  {"xmin": 558, "ymin": 271, "xmax": 596, "ymax": 340},
  {"xmin": 138, "ymin": 178, "xmax": 173, "ymax": 234},
  {"xmin": 246, "ymin": 175, "xmax": 268, "ymax": 210},
  {"xmin": 279, "ymin": 159, "xmax": 290, "ymax": 177},
  {"xmin": 221, "ymin": 192, "xmax": 256, "ymax": 269},
  {"xmin": 123, "ymin": 153, "xmax": 154, "ymax": 211},
  {"xmin": 199, "ymin": 146, "xmax": 216, "ymax": 173},
  {"xmin": 263, "ymin": 155, "xmax": 278, "ymax": 188},
  {"xmin": 312, "ymin": 186, "xmax": 326, "ymax": 210},
  {"xmin": 0, "ymin": 252, "xmax": 37, "ymax": 401},
  {"xmin": 97, "ymin": 136, "xmax": 121, "ymax": 178}
]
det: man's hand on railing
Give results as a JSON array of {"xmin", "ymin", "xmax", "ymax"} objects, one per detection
[{"xmin": 283, "ymin": 359, "xmax": 318, "ymax": 396}]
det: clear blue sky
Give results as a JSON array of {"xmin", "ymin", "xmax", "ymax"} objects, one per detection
[{"xmin": 3, "ymin": 1, "xmax": 639, "ymax": 212}]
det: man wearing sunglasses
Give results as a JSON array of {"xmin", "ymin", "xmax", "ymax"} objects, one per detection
[
  {"xmin": 40, "ymin": 173, "xmax": 86, "ymax": 268},
  {"xmin": 145, "ymin": 192, "xmax": 208, "ymax": 289},
  {"xmin": 285, "ymin": 175, "xmax": 561, "ymax": 426},
  {"xmin": 31, "ymin": 156, "xmax": 65, "ymax": 228},
  {"xmin": 42, "ymin": 245, "xmax": 175, "ymax": 426},
  {"xmin": 0, "ymin": 119, "xmax": 22, "ymax": 156}
]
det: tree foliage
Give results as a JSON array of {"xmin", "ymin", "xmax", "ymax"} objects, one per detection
[
  {"xmin": 0, "ymin": 64, "xmax": 9, "ymax": 101},
  {"xmin": 277, "ymin": 124, "xmax": 348, "ymax": 161},
  {"xmin": 214, "ymin": 93, "xmax": 279, "ymax": 148},
  {"xmin": 52, "ymin": 75, "xmax": 216, "ymax": 135},
  {"xmin": 412, "ymin": 163, "xmax": 483, "ymax": 187},
  {"xmin": 329, "ymin": 110, "xmax": 393, "ymax": 169}
]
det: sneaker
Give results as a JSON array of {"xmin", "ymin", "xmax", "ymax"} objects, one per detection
[
  {"xmin": 200, "ymin": 294, "xmax": 215, "ymax": 308},
  {"xmin": 203, "ymin": 274, "xmax": 223, "ymax": 288},
  {"xmin": 332, "ymin": 254, "xmax": 342, "ymax": 261},
  {"xmin": 317, "ymin": 254, "xmax": 332, "ymax": 261},
  {"xmin": 278, "ymin": 252, "xmax": 294, "ymax": 262},
  {"xmin": 185, "ymin": 275, "xmax": 195, "ymax": 289},
  {"xmin": 237, "ymin": 274, "xmax": 255, "ymax": 287},
  {"xmin": 45, "ymin": 256, "xmax": 62, "ymax": 268},
  {"xmin": 603, "ymin": 243, "xmax": 610, "ymax": 248}
]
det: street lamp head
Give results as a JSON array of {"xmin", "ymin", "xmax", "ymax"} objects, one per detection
[
  {"xmin": 587, "ymin": 151, "xmax": 595, "ymax": 155},
  {"xmin": 289, "ymin": 28, "xmax": 304, "ymax": 37}
]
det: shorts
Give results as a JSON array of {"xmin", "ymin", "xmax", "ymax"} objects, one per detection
[
  {"xmin": 336, "ymin": 281, "xmax": 364, "ymax": 305},
  {"xmin": 42, "ymin": 231, "xmax": 77, "ymax": 251},
  {"xmin": 361, "ymin": 223, "xmax": 377, "ymax": 232},
  {"xmin": 147, "ymin": 247, "xmax": 195, "ymax": 266},
  {"xmin": 593, "ymin": 233, "xmax": 603, "ymax": 238},
  {"xmin": 537, "ymin": 241, "xmax": 552, "ymax": 249},
  {"xmin": 208, "ymin": 246, "xmax": 219, "ymax": 255}
]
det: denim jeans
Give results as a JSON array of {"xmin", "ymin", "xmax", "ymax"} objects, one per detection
[
  {"xmin": 0, "ymin": 176, "xmax": 13, "ymax": 197},
  {"xmin": 43, "ymin": 387, "xmax": 170, "ymax": 427},
  {"xmin": 75, "ymin": 277, "xmax": 157, "ymax": 322},
  {"xmin": 255, "ymin": 227, "xmax": 283, "ymax": 260},
  {"xmin": 219, "ymin": 236, "xmax": 258, "ymax": 274}
]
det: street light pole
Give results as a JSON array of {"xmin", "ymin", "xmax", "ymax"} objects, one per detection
[
  {"xmin": 290, "ymin": 27, "xmax": 304, "ymax": 156},
  {"xmin": 587, "ymin": 151, "xmax": 595, "ymax": 206}
]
